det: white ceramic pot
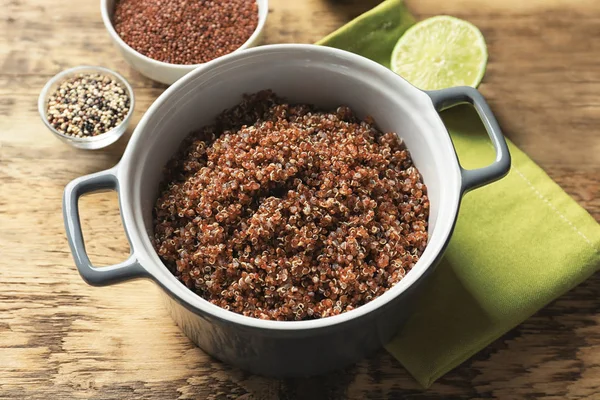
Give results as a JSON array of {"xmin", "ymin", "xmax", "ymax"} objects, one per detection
[
  {"xmin": 64, "ymin": 44, "xmax": 510, "ymax": 376},
  {"xmin": 100, "ymin": 0, "xmax": 269, "ymax": 85}
]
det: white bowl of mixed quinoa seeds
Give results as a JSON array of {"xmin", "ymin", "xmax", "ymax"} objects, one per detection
[
  {"xmin": 38, "ymin": 66, "xmax": 135, "ymax": 150},
  {"xmin": 101, "ymin": 0, "xmax": 269, "ymax": 85}
]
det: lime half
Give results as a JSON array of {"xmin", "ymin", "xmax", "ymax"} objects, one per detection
[{"xmin": 391, "ymin": 16, "xmax": 487, "ymax": 90}]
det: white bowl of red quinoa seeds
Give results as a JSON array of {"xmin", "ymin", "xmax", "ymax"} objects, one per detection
[
  {"xmin": 63, "ymin": 45, "xmax": 510, "ymax": 376},
  {"xmin": 101, "ymin": 0, "xmax": 268, "ymax": 85},
  {"xmin": 38, "ymin": 66, "xmax": 134, "ymax": 150},
  {"xmin": 153, "ymin": 91, "xmax": 430, "ymax": 321}
]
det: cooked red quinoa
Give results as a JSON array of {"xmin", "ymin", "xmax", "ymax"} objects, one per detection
[
  {"xmin": 113, "ymin": 0, "xmax": 259, "ymax": 65},
  {"xmin": 153, "ymin": 91, "xmax": 429, "ymax": 321}
]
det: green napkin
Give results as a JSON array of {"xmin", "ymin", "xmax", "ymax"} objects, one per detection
[{"xmin": 317, "ymin": 0, "xmax": 600, "ymax": 387}]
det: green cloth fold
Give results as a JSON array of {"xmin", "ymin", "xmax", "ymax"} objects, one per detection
[{"xmin": 317, "ymin": 0, "xmax": 600, "ymax": 387}]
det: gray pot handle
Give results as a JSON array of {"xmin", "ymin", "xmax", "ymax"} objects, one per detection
[
  {"xmin": 63, "ymin": 168, "xmax": 147, "ymax": 286},
  {"xmin": 426, "ymin": 86, "xmax": 511, "ymax": 193}
]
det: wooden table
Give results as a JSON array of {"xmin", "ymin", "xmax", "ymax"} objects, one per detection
[{"xmin": 1, "ymin": 0, "xmax": 599, "ymax": 398}]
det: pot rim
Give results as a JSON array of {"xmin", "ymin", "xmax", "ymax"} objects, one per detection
[{"xmin": 114, "ymin": 44, "xmax": 466, "ymax": 331}]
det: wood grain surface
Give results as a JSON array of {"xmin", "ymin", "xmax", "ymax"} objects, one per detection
[{"xmin": 1, "ymin": 0, "xmax": 599, "ymax": 398}]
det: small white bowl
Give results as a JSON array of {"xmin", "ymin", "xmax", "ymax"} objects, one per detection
[
  {"xmin": 101, "ymin": 0, "xmax": 269, "ymax": 85},
  {"xmin": 38, "ymin": 65, "xmax": 135, "ymax": 150}
]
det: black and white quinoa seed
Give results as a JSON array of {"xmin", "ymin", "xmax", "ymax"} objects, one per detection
[{"xmin": 46, "ymin": 73, "xmax": 130, "ymax": 137}]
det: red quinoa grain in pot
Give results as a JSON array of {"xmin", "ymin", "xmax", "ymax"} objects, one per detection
[
  {"xmin": 153, "ymin": 91, "xmax": 430, "ymax": 321},
  {"xmin": 113, "ymin": 0, "xmax": 259, "ymax": 65}
]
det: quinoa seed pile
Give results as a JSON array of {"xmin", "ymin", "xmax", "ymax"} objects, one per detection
[
  {"xmin": 46, "ymin": 73, "xmax": 130, "ymax": 137},
  {"xmin": 153, "ymin": 91, "xmax": 429, "ymax": 321},
  {"xmin": 113, "ymin": 0, "xmax": 259, "ymax": 65}
]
